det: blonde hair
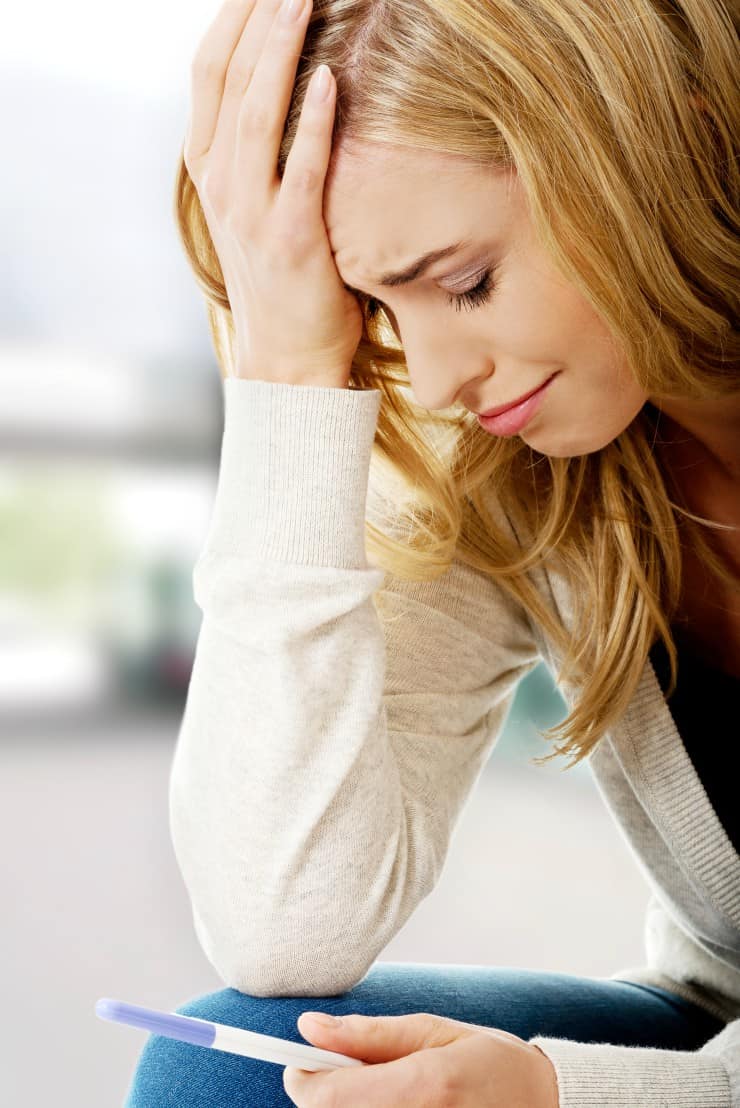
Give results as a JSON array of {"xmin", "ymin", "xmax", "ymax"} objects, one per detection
[{"xmin": 174, "ymin": 0, "xmax": 739, "ymax": 769}]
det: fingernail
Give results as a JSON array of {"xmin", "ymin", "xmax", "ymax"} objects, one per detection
[
  {"xmin": 280, "ymin": 0, "xmax": 304, "ymax": 23},
  {"xmin": 310, "ymin": 64, "xmax": 331, "ymax": 103},
  {"xmin": 303, "ymin": 1011, "xmax": 343, "ymax": 1028}
]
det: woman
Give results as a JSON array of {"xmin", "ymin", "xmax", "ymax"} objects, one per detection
[{"xmin": 125, "ymin": 0, "xmax": 739, "ymax": 1103}]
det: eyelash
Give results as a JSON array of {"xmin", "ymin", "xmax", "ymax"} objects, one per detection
[{"xmin": 362, "ymin": 267, "xmax": 497, "ymax": 322}]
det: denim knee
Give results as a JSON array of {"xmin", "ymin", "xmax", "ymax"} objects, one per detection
[{"xmin": 123, "ymin": 986, "xmax": 343, "ymax": 1108}]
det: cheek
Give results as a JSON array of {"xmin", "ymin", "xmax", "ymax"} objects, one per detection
[
  {"xmin": 527, "ymin": 357, "xmax": 648, "ymax": 457},
  {"xmin": 597, "ymin": 377, "xmax": 649, "ymax": 435},
  {"xmin": 564, "ymin": 305, "xmax": 649, "ymax": 424},
  {"xmin": 585, "ymin": 344, "xmax": 649, "ymax": 423},
  {"xmin": 599, "ymin": 342, "xmax": 650, "ymax": 420}
]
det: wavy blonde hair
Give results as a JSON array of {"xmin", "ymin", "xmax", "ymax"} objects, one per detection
[{"xmin": 175, "ymin": 0, "xmax": 739, "ymax": 769}]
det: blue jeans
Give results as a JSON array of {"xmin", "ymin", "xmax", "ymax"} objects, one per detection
[{"xmin": 123, "ymin": 961, "xmax": 726, "ymax": 1106}]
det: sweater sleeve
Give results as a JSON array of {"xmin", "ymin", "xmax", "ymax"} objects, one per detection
[
  {"xmin": 528, "ymin": 1029, "xmax": 735, "ymax": 1107},
  {"xmin": 169, "ymin": 376, "xmax": 542, "ymax": 998},
  {"xmin": 529, "ymin": 868, "xmax": 740, "ymax": 1103}
]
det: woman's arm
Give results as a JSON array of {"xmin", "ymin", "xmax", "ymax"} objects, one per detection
[{"xmin": 169, "ymin": 375, "xmax": 541, "ymax": 996}]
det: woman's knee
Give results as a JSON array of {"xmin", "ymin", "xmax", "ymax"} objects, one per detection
[{"xmin": 123, "ymin": 986, "xmax": 336, "ymax": 1108}]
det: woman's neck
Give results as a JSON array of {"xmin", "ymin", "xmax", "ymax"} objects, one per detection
[{"xmin": 648, "ymin": 393, "xmax": 740, "ymax": 486}]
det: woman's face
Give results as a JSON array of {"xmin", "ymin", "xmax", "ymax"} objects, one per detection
[{"xmin": 323, "ymin": 141, "xmax": 648, "ymax": 458}]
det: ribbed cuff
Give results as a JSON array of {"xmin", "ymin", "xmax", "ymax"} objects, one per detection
[
  {"xmin": 529, "ymin": 1036, "xmax": 731, "ymax": 1107},
  {"xmin": 202, "ymin": 377, "xmax": 382, "ymax": 567}
]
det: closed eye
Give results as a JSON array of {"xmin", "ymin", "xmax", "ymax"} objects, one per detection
[{"xmin": 360, "ymin": 267, "xmax": 498, "ymax": 323}]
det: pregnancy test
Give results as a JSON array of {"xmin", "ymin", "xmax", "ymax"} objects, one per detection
[{"xmin": 95, "ymin": 998, "xmax": 367, "ymax": 1072}]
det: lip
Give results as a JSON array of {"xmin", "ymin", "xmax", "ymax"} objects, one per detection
[
  {"xmin": 476, "ymin": 372, "xmax": 559, "ymax": 437},
  {"xmin": 476, "ymin": 373, "xmax": 558, "ymax": 418}
]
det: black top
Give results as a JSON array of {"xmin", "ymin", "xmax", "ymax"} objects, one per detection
[{"xmin": 649, "ymin": 627, "xmax": 739, "ymax": 854}]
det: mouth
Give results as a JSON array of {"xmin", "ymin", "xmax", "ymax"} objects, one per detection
[
  {"xmin": 475, "ymin": 372, "xmax": 560, "ymax": 437},
  {"xmin": 475, "ymin": 373, "xmax": 558, "ymax": 418}
]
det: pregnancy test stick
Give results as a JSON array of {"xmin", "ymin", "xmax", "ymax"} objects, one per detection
[{"xmin": 95, "ymin": 998, "xmax": 367, "ymax": 1072}]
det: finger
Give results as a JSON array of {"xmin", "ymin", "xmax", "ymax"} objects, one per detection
[
  {"xmin": 299, "ymin": 1011, "xmax": 469, "ymax": 1063},
  {"xmin": 210, "ymin": 0, "xmax": 284, "ymax": 170},
  {"xmin": 284, "ymin": 1052, "xmax": 425, "ymax": 1107},
  {"xmin": 276, "ymin": 62, "xmax": 335, "ymax": 233},
  {"xmin": 185, "ymin": 0, "xmax": 259, "ymax": 171},
  {"xmin": 234, "ymin": 0, "xmax": 313, "ymax": 211}
]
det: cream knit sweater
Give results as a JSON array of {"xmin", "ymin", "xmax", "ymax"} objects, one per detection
[{"xmin": 169, "ymin": 377, "xmax": 740, "ymax": 1106}]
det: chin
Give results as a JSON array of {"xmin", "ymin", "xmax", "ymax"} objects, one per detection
[{"xmin": 521, "ymin": 426, "xmax": 618, "ymax": 457}]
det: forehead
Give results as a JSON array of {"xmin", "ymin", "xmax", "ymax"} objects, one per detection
[{"xmin": 323, "ymin": 140, "xmax": 516, "ymax": 286}]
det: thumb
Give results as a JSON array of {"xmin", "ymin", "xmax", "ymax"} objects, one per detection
[{"xmin": 296, "ymin": 1011, "xmax": 467, "ymax": 1063}]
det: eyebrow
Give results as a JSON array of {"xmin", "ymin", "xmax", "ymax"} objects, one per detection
[{"xmin": 346, "ymin": 238, "xmax": 473, "ymax": 294}]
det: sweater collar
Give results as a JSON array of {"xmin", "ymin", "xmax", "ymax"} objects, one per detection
[
  {"xmin": 535, "ymin": 555, "xmax": 740, "ymax": 931},
  {"xmin": 616, "ymin": 653, "xmax": 740, "ymax": 931}
]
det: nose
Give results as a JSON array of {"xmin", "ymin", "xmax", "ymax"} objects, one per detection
[
  {"xmin": 383, "ymin": 309, "xmax": 494, "ymax": 412},
  {"xmin": 406, "ymin": 352, "xmax": 494, "ymax": 413}
]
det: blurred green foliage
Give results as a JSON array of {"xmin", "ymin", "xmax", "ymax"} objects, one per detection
[
  {"xmin": 0, "ymin": 466, "xmax": 127, "ymax": 611},
  {"xmin": 0, "ymin": 468, "xmax": 575, "ymax": 732}
]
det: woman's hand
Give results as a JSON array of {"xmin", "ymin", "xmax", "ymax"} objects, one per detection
[
  {"xmin": 184, "ymin": 0, "xmax": 365, "ymax": 387},
  {"xmin": 284, "ymin": 1010, "xmax": 560, "ymax": 1107}
]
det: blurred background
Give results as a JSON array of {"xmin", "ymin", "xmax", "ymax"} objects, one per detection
[{"xmin": 1, "ymin": 2, "xmax": 651, "ymax": 1104}]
